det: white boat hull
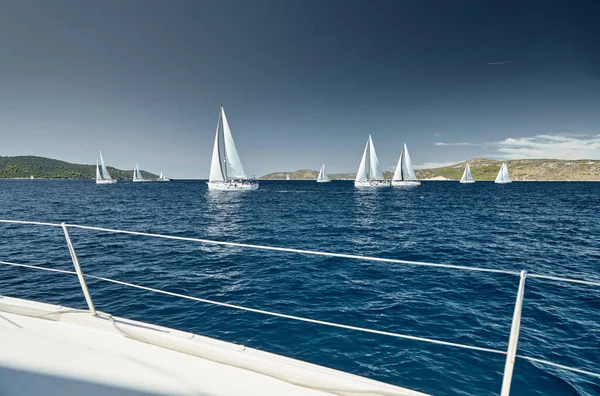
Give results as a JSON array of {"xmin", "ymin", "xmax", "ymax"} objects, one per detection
[
  {"xmin": 354, "ymin": 180, "xmax": 390, "ymax": 188},
  {"xmin": 316, "ymin": 179, "xmax": 330, "ymax": 183},
  {"xmin": 460, "ymin": 180, "xmax": 475, "ymax": 184},
  {"xmin": 391, "ymin": 180, "xmax": 420, "ymax": 187},
  {"xmin": 495, "ymin": 180, "xmax": 512, "ymax": 184},
  {"xmin": 157, "ymin": 179, "xmax": 171, "ymax": 182},
  {"xmin": 207, "ymin": 181, "xmax": 259, "ymax": 191},
  {"xmin": 96, "ymin": 179, "xmax": 117, "ymax": 184},
  {"xmin": 133, "ymin": 179, "xmax": 152, "ymax": 183}
]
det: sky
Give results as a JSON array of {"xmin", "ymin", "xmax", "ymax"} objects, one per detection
[{"xmin": 0, "ymin": 0, "xmax": 599, "ymax": 178}]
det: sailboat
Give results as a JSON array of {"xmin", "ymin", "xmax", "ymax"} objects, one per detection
[
  {"xmin": 157, "ymin": 171, "xmax": 171, "ymax": 182},
  {"xmin": 391, "ymin": 144, "xmax": 420, "ymax": 187},
  {"xmin": 96, "ymin": 150, "xmax": 117, "ymax": 184},
  {"xmin": 286, "ymin": 174, "xmax": 290, "ymax": 181},
  {"xmin": 495, "ymin": 163, "xmax": 512, "ymax": 184},
  {"xmin": 208, "ymin": 105, "xmax": 258, "ymax": 191},
  {"xmin": 354, "ymin": 135, "xmax": 390, "ymax": 187},
  {"xmin": 316, "ymin": 164, "xmax": 330, "ymax": 183},
  {"xmin": 132, "ymin": 164, "xmax": 151, "ymax": 182},
  {"xmin": 460, "ymin": 163, "xmax": 475, "ymax": 183}
]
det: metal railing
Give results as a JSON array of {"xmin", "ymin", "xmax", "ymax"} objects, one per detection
[{"xmin": 0, "ymin": 219, "xmax": 598, "ymax": 395}]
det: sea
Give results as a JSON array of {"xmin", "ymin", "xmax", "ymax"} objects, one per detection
[{"xmin": 0, "ymin": 179, "xmax": 598, "ymax": 396}]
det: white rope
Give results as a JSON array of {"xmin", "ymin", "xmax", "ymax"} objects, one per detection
[
  {"xmin": 1, "ymin": 259, "xmax": 598, "ymax": 380},
  {"xmin": 518, "ymin": 355, "xmax": 600, "ymax": 379},
  {"xmin": 0, "ymin": 219, "xmax": 62, "ymax": 227},
  {"xmin": 64, "ymin": 223, "xmax": 518, "ymax": 276}
]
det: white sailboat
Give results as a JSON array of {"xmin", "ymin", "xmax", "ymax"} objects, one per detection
[
  {"xmin": 460, "ymin": 163, "xmax": 475, "ymax": 183},
  {"xmin": 391, "ymin": 144, "xmax": 420, "ymax": 187},
  {"xmin": 286, "ymin": 174, "xmax": 291, "ymax": 181},
  {"xmin": 354, "ymin": 135, "xmax": 390, "ymax": 187},
  {"xmin": 317, "ymin": 164, "xmax": 330, "ymax": 183},
  {"xmin": 132, "ymin": 164, "xmax": 151, "ymax": 182},
  {"xmin": 157, "ymin": 171, "xmax": 171, "ymax": 182},
  {"xmin": 495, "ymin": 163, "xmax": 512, "ymax": 184},
  {"xmin": 208, "ymin": 106, "xmax": 258, "ymax": 191},
  {"xmin": 96, "ymin": 150, "xmax": 117, "ymax": 184}
]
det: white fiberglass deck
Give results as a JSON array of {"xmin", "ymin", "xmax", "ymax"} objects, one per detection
[{"xmin": 0, "ymin": 296, "xmax": 426, "ymax": 396}]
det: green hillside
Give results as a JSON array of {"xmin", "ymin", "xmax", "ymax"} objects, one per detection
[
  {"xmin": 0, "ymin": 156, "xmax": 157, "ymax": 179},
  {"xmin": 261, "ymin": 158, "xmax": 600, "ymax": 181}
]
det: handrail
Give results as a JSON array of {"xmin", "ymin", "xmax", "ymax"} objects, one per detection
[{"xmin": 1, "ymin": 219, "xmax": 599, "ymax": 395}]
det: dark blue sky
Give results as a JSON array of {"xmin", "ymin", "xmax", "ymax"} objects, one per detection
[{"xmin": 1, "ymin": 0, "xmax": 599, "ymax": 177}]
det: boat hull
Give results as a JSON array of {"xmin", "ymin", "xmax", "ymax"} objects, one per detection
[
  {"xmin": 157, "ymin": 179, "xmax": 171, "ymax": 182},
  {"xmin": 460, "ymin": 180, "xmax": 475, "ymax": 184},
  {"xmin": 96, "ymin": 179, "xmax": 117, "ymax": 184},
  {"xmin": 207, "ymin": 181, "xmax": 259, "ymax": 191},
  {"xmin": 316, "ymin": 180, "xmax": 330, "ymax": 183},
  {"xmin": 354, "ymin": 180, "xmax": 390, "ymax": 188},
  {"xmin": 391, "ymin": 180, "xmax": 420, "ymax": 187},
  {"xmin": 133, "ymin": 179, "xmax": 152, "ymax": 183},
  {"xmin": 495, "ymin": 180, "xmax": 512, "ymax": 184}
]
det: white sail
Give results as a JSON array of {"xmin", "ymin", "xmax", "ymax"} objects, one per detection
[
  {"xmin": 99, "ymin": 150, "xmax": 111, "ymax": 180},
  {"xmin": 355, "ymin": 140, "xmax": 369, "ymax": 182},
  {"xmin": 209, "ymin": 115, "xmax": 225, "ymax": 182},
  {"xmin": 159, "ymin": 171, "xmax": 164, "ymax": 179},
  {"xmin": 495, "ymin": 164, "xmax": 504, "ymax": 182},
  {"xmin": 317, "ymin": 164, "xmax": 329, "ymax": 181},
  {"xmin": 221, "ymin": 106, "xmax": 247, "ymax": 180},
  {"xmin": 368, "ymin": 135, "xmax": 383, "ymax": 179},
  {"xmin": 502, "ymin": 163, "xmax": 511, "ymax": 181},
  {"xmin": 286, "ymin": 174, "xmax": 290, "ymax": 181},
  {"xmin": 392, "ymin": 150, "xmax": 404, "ymax": 181},
  {"xmin": 96, "ymin": 156, "xmax": 101, "ymax": 180},
  {"xmin": 461, "ymin": 163, "xmax": 474, "ymax": 182},
  {"xmin": 402, "ymin": 144, "xmax": 417, "ymax": 180},
  {"xmin": 134, "ymin": 164, "xmax": 144, "ymax": 181}
]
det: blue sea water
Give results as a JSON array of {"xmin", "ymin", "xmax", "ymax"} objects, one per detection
[{"xmin": 0, "ymin": 179, "xmax": 598, "ymax": 395}]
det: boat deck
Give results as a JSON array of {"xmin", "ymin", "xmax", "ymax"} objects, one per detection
[{"xmin": 0, "ymin": 296, "xmax": 426, "ymax": 396}]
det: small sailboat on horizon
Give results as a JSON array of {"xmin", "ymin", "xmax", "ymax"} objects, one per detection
[
  {"xmin": 157, "ymin": 171, "xmax": 171, "ymax": 182},
  {"xmin": 460, "ymin": 163, "xmax": 475, "ymax": 183},
  {"xmin": 354, "ymin": 135, "xmax": 390, "ymax": 188},
  {"xmin": 96, "ymin": 150, "xmax": 117, "ymax": 184},
  {"xmin": 317, "ymin": 164, "xmax": 330, "ymax": 183},
  {"xmin": 208, "ymin": 105, "xmax": 258, "ymax": 191},
  {"xmin": 133, "ymin": 164, "xmax": 151, "ymax": 182},
  {"xmin": 286, "ymin": 174, "xmax": 291, "ymax": 181},
  {"xmin": 495, "ymin": 163, "xmax": 512, "ymax": 184},
  {"xmin": 392, "ymin": 144, "xmax": 420, "ymax": 187}
]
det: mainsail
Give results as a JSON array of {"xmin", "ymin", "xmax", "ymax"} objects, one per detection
[
  {"xmin": 221, "ymin": 107, "xmax": 247, "ymax": 180},
  {"xmin": 461, "ymin": 163, "xmax": 474, "ymax": 182},
  {"xmin": 134, "ymin": 164, "xmax": 144, "ymax": 181},
  {"xmin": 368, "ymin": 135, "xmax": 383, "ymax": 179},
  {"xmin": 392, "ymin": 150, "xmax": 404, "ymax": 181},
  {"xmin": 98, "ymin": 150, "xmax": 112, "ymax": 180},
  {"xmin": 96, "ymin": 157, "xmax": 101, "ymax": 180},
  {"xmin": 317, "ymin": 164, "xmax": 329, "ymax": 181},
  {"xmin": 495, "ymin": 163, "xmax": 511, "ymax": 182},
  {"xmin": 209, "ymin": 106, "xmax": 248, "ymax": 182}
]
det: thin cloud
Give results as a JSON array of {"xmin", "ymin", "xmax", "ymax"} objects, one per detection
[
  {"xmin": 493, "ymin": 134, "xmax": 600, "ymax": 160},
  {"xmin": 486, "ymin": 60, "xmax": 517, "ymax": 65},
  {"xmin": 434, "ymin": 142, "xmax": 480, "ymax": 146}
]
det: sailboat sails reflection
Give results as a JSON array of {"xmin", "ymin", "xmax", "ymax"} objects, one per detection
[
  {"xmin": 354, "ymin": 135, "xmax": 390, "ymax": 187},
  {"xmin": 460, "ymin": 163, "xmax": 475, "ymax": 183},
  {"xmin": 96, "ymin": 150, "xmax": 117, "ymax": 184},
  {"xmin": 208, "ymin": 106, "xmax": 258, "ymax": 191},
  {"xmin": 317, "ymin": 164, "xmax": 330, "ymax": 183},
  {"xmin": 133, "ymin": 164, "xmax": 151, "ymax": 182},
  {"xmin": 392, "ymin": 144, "xmax": 420, "ymax": 187},
  {"xmin": 495, "ymin": 163, "xmax": 512, "ymax": 184}
]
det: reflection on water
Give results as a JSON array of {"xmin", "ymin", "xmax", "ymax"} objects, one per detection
[{"xmin": 204, "ymin": 190, "xmax": 244, "ymax": 239}]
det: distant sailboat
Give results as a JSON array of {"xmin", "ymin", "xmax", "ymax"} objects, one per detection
[
  {"xmin": 208, "ymin": 105, "xmax": 258, "ymax": 191},
  {"xmin": 460, "ymin": 163, "xmax": 475, "ymax": 183},
  {"xmin": 157, "ymin": 171, "xmax": 171, "ymax": 182},
  {"xmin": 286, "ymin": 174, "xmax": 291, "ymax": 181},
  {"xmin": 132, "ymin": 164, "xmax": 151, "ymax": 182},
  {"xmin": 391, "ymin": 144, "xmax": 420, "ymax": 187},
  {"xmin": 30, "ymin": 175, "xmax": 34, "ymax": 180},
  {"xmin": 354, "ymin": 135, "xmax": 390, "ymax": 188},
  {"xmin": 96, "ymin": 150, "xmax": 117, "ymax": 184},
  {"xmin": 317, "ymin": 164, "xmax": 330, "ymax": 183},
  {"xmin": 495, "ymin": 163, "xmax": 512, "ymax": 184}
]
